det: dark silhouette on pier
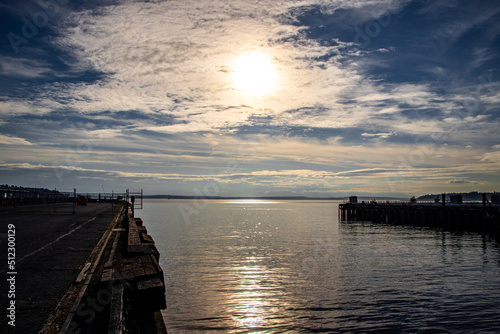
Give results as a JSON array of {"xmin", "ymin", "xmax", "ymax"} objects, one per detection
[{"xmin": 339, "ymin": 194, "xmax": 500, "ymax": 235}]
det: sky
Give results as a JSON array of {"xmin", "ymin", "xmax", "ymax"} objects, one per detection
[{"xmin": 0, "ymin": 0, "xmax": 499, "ymax": 197}]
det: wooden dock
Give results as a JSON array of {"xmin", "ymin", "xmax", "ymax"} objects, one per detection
[
  {"xmin": 58, "ymin": 203, "xmax": 168, "ymax": 334},
  {"xmin": 339, "ymin": 198, "xmax": 500, "ymax": 235}
]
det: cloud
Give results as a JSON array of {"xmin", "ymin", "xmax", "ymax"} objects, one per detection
[
  {"xmin": 480, "ymin": 150, "xmax": 500, "ymax": 163},
  {"xmin": 12, "ymin": 1, "xmax": 363, "ymax": 128},
  {"xmin": 0, "ymin": 57, "xmax": 53, "ymax": 78},
  {"xmin": 361, "ymin": 132, "xmax": 393, "ymax": 139},
  {"xmin": 0, "ymin": 131, "xmax": 498, "ymax": 195},
  {"xmin": 416, "ymin": 0, "xmax": 500, "ymax": 43},
  {"xmin": 318, "ymin": 0, "xmax": 411, "ymax": 19},
  {"xmin": 447, "ymin": 179, "xmax": 472, "ymax": 184},
  {"xmin": 0, "ymin": 134, "xmax": 32, "ymax": 146},
  {"xmin": 3, "ymin": 0, "xmax": 496, "ymax": 140},
  {"xmin": 0, "ymin": 0, "xmax": 499, "ymax": 195}
]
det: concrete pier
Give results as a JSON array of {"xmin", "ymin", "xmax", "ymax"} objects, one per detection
[
  {"xmin": 0, "ymin": 201, "xmax": 167, "ymax": 333},
  {"xmin": 0, "ymin": 202, "xmax": 118, "ymax": 333},
  {"xmin": 339, "ymin": 201, "xmax": 500, "ymax": 235}
]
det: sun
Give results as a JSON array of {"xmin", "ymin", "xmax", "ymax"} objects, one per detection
[{"xmin": 232, "ymin": 51, "xmax": 278, "ymax": 96}]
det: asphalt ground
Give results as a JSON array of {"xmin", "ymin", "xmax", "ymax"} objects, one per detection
[{"xmin": 0, "ymin": 202, "xmax": 117, "ymax": 333}]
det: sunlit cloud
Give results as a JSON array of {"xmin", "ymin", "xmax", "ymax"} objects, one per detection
[
  {"xmin": 0, "ymin": 0, "xmax": 499, "ymax": 195},
  {"xmin": 0, "ymin": 135, "xmax": 32, "ymax": 146}
]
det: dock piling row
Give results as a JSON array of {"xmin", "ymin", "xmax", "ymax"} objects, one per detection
[{"xmin": 339, "ymin": 200, "xmax": 500, "ymax": 235}]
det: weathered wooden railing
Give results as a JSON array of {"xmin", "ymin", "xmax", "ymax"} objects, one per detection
[{"xmin": 101, "ymin": 208, "xmax": 166, "ymax": 333}]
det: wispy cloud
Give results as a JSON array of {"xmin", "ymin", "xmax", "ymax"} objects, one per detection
[
  {"xmin": 0, "ymin": 134, "xmax": 32, "ymax": 146},
  {"xmin": 0, "ymin": 0, "xmax": 499, "ymax": 195},
  {"xmin": 0, "ymin": 57, "xmax": 53, "ymax": 78}
]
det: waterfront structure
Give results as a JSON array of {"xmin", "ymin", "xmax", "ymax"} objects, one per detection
[{"xmin": 339, "ymin": 194, "xmax": 500, "ymax": 235}]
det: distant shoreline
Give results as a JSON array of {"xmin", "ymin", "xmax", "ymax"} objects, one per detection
[
  {"xmin": 142, "ymin": 195, "xmax": 406, "ymax": 201},
  {"xmin": 143, "ymin": 191, "xmax": 499, "ymax": 202}
]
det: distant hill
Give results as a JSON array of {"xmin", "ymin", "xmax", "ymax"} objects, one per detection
[
  {"xmin": 143, "ymin": 195, "xmax": 339, "ymax": 200},
  {"xmin": 417, "ymin": 191, "xmax": 499, "ymax": 202},
  {"xmin": 143, "ymin": 194, "xmax": 407, "ymax": 201},
  {"xmin": 0, "ymin": 184, "xmax": 64, "ymax": 196}
]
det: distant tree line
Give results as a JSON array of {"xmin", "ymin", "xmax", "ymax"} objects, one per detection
[
  {"xmin": 1, "ymin": 185, "xmax": 66, "ymax": 206},
  {"xmin": 417, "ymin": 191, "xmax": 499, "ymax": 202}
]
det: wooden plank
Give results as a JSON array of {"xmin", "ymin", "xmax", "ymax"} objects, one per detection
[
  {"xmin": 133, "ymin": 276, "xmax": 167, "ymax": 312},
  {"xmin": 101, "ymin": 268, "xmax": 113, "ymax": 283},
  {"xmin": 121, "ymin": 261, "xmax": 136, "ymax": 280},
  {"xmin": 140, "ymin": 233, "xmax": 155, "ymax": 244},
  {"xmin": 143, "ymin": 264, "xmax": 157, "ymax": 277},
  {"xmin": 75, "ymin": 262, "xmax": 92, "ymax": 283},
  {"xmin": 108, "ymin": 284, "xmax": 125, "ymax": 334},
  {"xmin": 133, "ymin": 260, "xmax": 146, "ymax": 278},
  {"xmin": 128, "ymin": 244, "xmax": 160, "ymax": 260},
  {"xmin": 137, "ymin": 276, "xmax": 164, "ymax": 291}
]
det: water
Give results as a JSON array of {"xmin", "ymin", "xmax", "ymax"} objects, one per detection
[{"xmin": 140, "ymin": 199, "xmax": 500, "ymax": 333}]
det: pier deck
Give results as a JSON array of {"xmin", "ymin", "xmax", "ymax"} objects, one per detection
[
  {"xmin": 1, "ymin": 201, "xmax": 167, "ymax": 333},
  {"xmin": 339, "ymin": 202, "xmax": 500, "ymax": 234},
  {"xmin": 0, "ymin": 202, "xmax": 117, "ymax": 333}
]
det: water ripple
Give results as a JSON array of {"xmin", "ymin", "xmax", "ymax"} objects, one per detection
[{"xmin": 141, "ymin": 200, "xmax": 500, "ymax": 333}]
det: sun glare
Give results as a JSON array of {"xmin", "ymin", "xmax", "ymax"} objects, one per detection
[{"xmin": 232, "ymin": 51, "xmax": 278, "ymax": 96}]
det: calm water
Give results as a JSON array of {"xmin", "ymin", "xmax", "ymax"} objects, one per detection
[{"xmin": 140, "ymin": 199, "xmax": 500, "ymax": 333}]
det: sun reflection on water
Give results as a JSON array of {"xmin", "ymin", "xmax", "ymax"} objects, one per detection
[
  {"xmin": 226, "ymin": 199, "xmax": 279, "ymax": 204},
  {"xmin": 229, "ymin": 262, "xmax": 276, "ymax": 330}
]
